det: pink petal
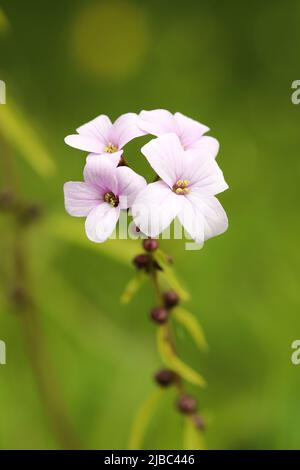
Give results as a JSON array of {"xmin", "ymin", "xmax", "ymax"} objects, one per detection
[
  {"xmin": 115, "ymin": 166, "xmax": 146, "ymax": 209},
  {"xmin": 174, "ymin": 112, "xmax": 209, "ymax": 149},
  {"xmin": 132, "ymin": 180, "xmax": 182, "ymax": 237},
  {"xmin": 112, "ymin": 113, "xmax": 146, "ymax": 149},
  {"xmin": 85, "ymin": 203, "xmax": 120, "ymax": 243},
  {"xmin": 138, "ymin": 109, "xmax": 175, "ymax": 136},
  {"xmin": 183, "ymin": 151, "xmax": 228, "ymax": 195},
  {"xmin": 179, "ymin": 194, "xmax": 228, "ymax": 242},
  {"xmin": 87, "ymin": 151, "xmax": 123, "ymax": 167},
  {"xmin": 83, "ymin": 156, "xmax": 118, "ymax": 194},
  {"xmin": 77, "ymin": 115, "xmax": 112, "ymax": 140},
  {"xmin": 187, "ymin": 135, "xmax": 220, "ymax": 158},
  {"xmin": 64, "ymin": 134, "xmax": 106, "ymax": 153},
  {"xmin": 64, "ymin": 182, "xmax": 101, "ymax": 216},
  {"xmin": 141, "ymin": 133, "xmax": 184, "ymax": 187},
  {"xmin": 177, "ymin": 197, "xmax": 204, "ymax": 244}
]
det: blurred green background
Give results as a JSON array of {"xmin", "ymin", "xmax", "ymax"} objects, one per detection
[{"xmin": 0, "ymin": 0, "xmax": 300, "ymax": 450}]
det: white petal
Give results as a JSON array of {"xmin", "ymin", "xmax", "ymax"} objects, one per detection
[
  {"xmin": 83, "ymin": 156, "xmax": 118, "ymax": 194},
  {"xmin": 115, "ymin": 166, "xmax": 146, "ymax": 209},
  {"xmin": 132, "ymin": 181, "xmax": 182, "ymax": 237},
  {"xmin": 112, "ymin": 113, "xmax": 146, "ymax": 149},
  {"xmin": 177, "ymin": 197, "xmax": 205, "ymax": 244},
  {"xmin": 138, "ymin": 109, "xmax": 175, "ymax": 136},
  {"xmin": 87, "ymin": 151, "xmax": 123, "ymax": 167},
  {"xmin": 65, "ymin": 134, "xmax": 105, "ymax": 153},
  {"xmin": 183, "ymin": 151, "xmax": 228, "ymax": 195},
  {"xmin": 187, "ymin": 135, "xmax": 220, "ymax": 158},
  {"xmin": 85, "ymin": 203, "xmax": 120, "ymax": 243},
  {"xmin": 64, "ymin": 182, "xmax": 101, "ymax": 216},
  {"xmin": 76, "ymin": 114, "xmax": 112, "ymax": 141},
  {"xmin": 141, "ymin": 133, "xmax": 184, "ymax": 187},
  {"xmin": 180, "ymin": 193, "xmax": 228, "ymax": 242},
  {"xmin": 174, "ymin": 112, "xmax": 209, "ymax": 149}
]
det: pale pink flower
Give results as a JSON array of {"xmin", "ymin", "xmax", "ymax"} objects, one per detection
[
  {"xmin": 132, "ymin": 133, "xmax": 228, "ymax": 244},
  {"xmin": 65, "ymin": 113, "xmax": 146, "ymax": 166},
  {"xmin": 64, "ymin": 157, "xmax": 146, "ymax": 243},
  {"xmin": 138, "ymin": 109, "xmax": 219, "ymax": 157}
]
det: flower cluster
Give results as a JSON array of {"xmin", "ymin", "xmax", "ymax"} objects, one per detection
[{"xmin": 64, "ymin": 109, "xmax": 229, "ymax": 244}]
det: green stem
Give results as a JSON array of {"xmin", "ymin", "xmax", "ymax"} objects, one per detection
[
  {"xmin": 148, "ymin": 245, "xmax": 202, "ymax": 427},
  {"xmin": 1, "ymin": 135, "xmax": 81, "ymax": 449}
]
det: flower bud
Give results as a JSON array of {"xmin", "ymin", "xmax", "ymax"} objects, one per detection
[
  {"xmin": 0, "ymin": 189, "xmax": 15, "ymax": 211},
  {"xmin": 19, "ymin": 203, "xmax": 43, "ymax": 226},
  {"xmin": 133, "ymin": 253, "xmax": 151, "ymax": 270},
  {"xmin": 155, "ymin": 369, "xmax": 177, "ymax": 387},
  {"xmin": 143, "ymin": 238, "xmax": 159, "ymax": 252},
  {"xmin": 177, "ymin": 394, "xmax": 197, "ymax": 414},
  {"xmin": 164, "ymin": 290, "xmax": 179, "ymax": 308},
  {"xmin": 150, "ymin": 307, "xmax": 169, "ymax": 324},
  {"xmin": 193, "ymin": 414, "xmax": 205, "ymax": 430},
  {"xmin": 10, "ymin": 284, "xmax": 29, "ymax": 309}
]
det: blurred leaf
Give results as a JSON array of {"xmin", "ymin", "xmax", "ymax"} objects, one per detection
[
  {"xmin": 183, "ymin": 418, "xmax": 206, "ymax": 450},
  {"xmin": 157, "ymin": 325, "xmax": 206, "ymax": 388},
  {"xmin": 153, "ymin": 250, "xmax": 190, "ymax": 301},
  {"xmin": 173, "ymin": 306, "xmax": 208, "ymax": 351},
  {"xmin": 0, "ymin": 103, "xmax": 56, "ymax": 177},
  {"xmin": 47, "ymin": 214, "xmax": 139, "ymax": 266},
  {"xmin": 0, "ymin": 8, "xmax": 10, "ymax": 35},
  {"xmin": 121, "ymin": 271, "xmax": 146, "ymax": 304},
  {"xmin": 128, "ymin": 388, "xmax": 163, "ymax": 450}
]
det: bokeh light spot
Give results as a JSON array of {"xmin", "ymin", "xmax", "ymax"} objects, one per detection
[{"xmin": 69, "ymin": 1, "xmax": 149, "ymax": 80}]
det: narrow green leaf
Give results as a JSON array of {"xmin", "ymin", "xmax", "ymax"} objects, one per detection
[
  {"xmin": 0, "ymin": 8, "xmax": 10, "ymax": 35},
  {"xmin": 153, "ymin": 250, "xmax": 190, "ymax": 301},
  {"xmin": 173, "ymin": 306, "xmax": 208, "ymax": 351},
  {"xmin": 128, "ymin": 388, "xmax": 163, "ymax": 450},
  {"xmin": 0, "ymin": 102, "xmax": 56, "ymax": 177},
  {"xmin": 121, "ymin": 271, "xmax": 146, "ymax": 304},
  {"xmin": 157, "ymin": 325, "xmax": 206, "ymax": 388},
  {"xmin": 183, "ymin": 417, "xmax": 206, "ymax": 450},
  {"xmin": 46, "ymin": 214, "xmax": 139, "ymax": 266}
]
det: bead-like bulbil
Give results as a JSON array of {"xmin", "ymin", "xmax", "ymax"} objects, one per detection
[
  {"xmin": 150, "ymin": 307, "xmax": 169, "ymax": 324},
  {"xmin": 143, "ymin": 238, "xmax": 159, "ymax": 252},
  {"xmin": 177, "ymin": 394, "xmax": 197, "ymax": 414}
]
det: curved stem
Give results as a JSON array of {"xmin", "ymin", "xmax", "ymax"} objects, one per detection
[
  {"xmin": 147, "ymin": 244, "xmax": 204, "ymax": 429},
  {"xmin": 150, "ymin": 258, "xmax": 162, "ymax": 306},
  {"xmin": 1, "ymin": 135, "xmax": 81, "ymax": 449}
]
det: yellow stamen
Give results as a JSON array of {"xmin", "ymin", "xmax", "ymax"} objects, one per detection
[
  {"xmin": 104, "ymin": 191, "xmax": 119, "ymax": 207},
  {"xmin": 172, "ymin": 179, "xmax": 191, "ymax": 195},
  {"xmin": 104, "ymin": 142, "xmax": 118, "ymax": 153}
]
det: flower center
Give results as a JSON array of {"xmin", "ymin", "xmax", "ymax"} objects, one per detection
[
  {"xmin": 104, "ymin": 142, "xmax": 118, "ymax": 153},
  {"xmin": 104, "ymin": 191, "xmax": 119, "ymax": 207},
  {"xmin": 172, "ymin": 179, "xmax": 190, "ymax": 195}
]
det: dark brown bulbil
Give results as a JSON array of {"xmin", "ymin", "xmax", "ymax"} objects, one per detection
[
  {"xmin": 143, "ymin": 238, "xmax": 159, "ymax": 252},
  {"xmin": 133, "ymin": 253, "xmax": 151, "ymax": 270},
  {"xmin": 177, "ymin": 394, "xmax": 197, "ymax": 414},
  {"xmin": 10, "ymin": 284, "xmax": 30, "ymax": 310},
  {"xmin": 193, "ymin": 414, "xmax": 205, "ymax": 430},
  {"xmin": 19, "ymin": 203, "xmax": 43, "ymax": 226},
  {"xmin": 150, "ymin": 307, "xmax": 169, "ymax": 324},
  {"xmin": 164, "ymin": 290, "xmax": 180, "ymax": 308},
  {"xmin": 0, "ymin": 188, "xmax": 15, "ymax": 211},
  {"xmin": 155, "ymin": 369, "xmax": 177, "ymax": 387}
]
